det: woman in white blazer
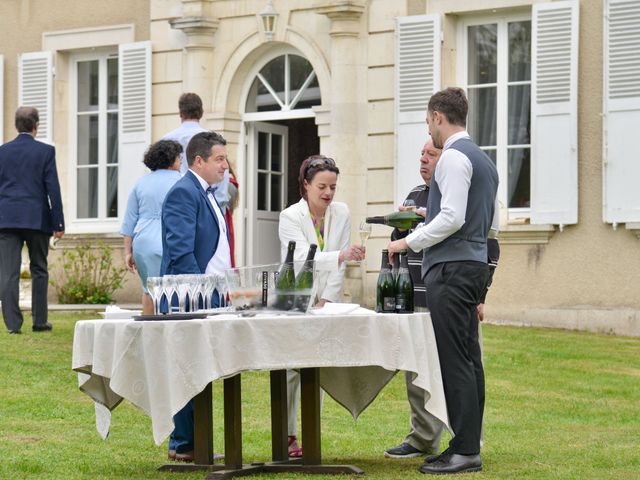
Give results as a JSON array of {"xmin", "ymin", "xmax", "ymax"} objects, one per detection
[{"xmin": 278, "ymin": 155, "xmax": 365, "ymax": 456}]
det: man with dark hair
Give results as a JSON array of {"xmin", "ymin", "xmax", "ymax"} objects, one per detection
[
  {"xmin": 0, "ymin": 107, "xmax": 65, "ymax": 334},
  {"xmin": 161, "ymin": 130, "xmax": 230, "ymax": 461},
  {"xmin": 162, "ymin": 92, "xmax": 231, "ymax": 227},
  {"xmin": 388, "ymin": 87, "xmax": 499, "ymax": 475}
]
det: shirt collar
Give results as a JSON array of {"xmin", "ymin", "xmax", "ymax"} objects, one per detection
[
  {"xmin": 443, "ymin": 130, "xmax": 471, "ymax": 151},
  {"xmin": 189, "ymin": 169, "xmax": 212, "ymax": 191}
]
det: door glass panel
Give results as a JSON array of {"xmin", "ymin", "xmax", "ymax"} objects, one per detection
[
  {"xmin": 508, "ymin": 148, "xmax": 530, "ymax": 208},
  {"xmin": 508, "ymin": 21, "xmax": 531, "ymax": 82},
  {"xmin": 107, "ymin": 166, "xmax": 118, "ymax": 218},
  {"xmin": 259, "ymin": 55, "xmax": 285, "ymax": 103},
  {"xmin": 467, "ymin": 24, "xmax": 497, "ymax": 85},
  {"xmin": 77, "ymin": 167, "xmax": 98, "ymax": 218},
  {"xmin": 270, "ymin": 174, "xmax": 281, "ymax": 212},
  {"xmin": 258, "ymin": 132, "xmax": 268, "ymax": 170},
  {"xmin": 508, "ymin": 85, "xmax": 531, "ymax": 145},
  {"xmin": 77, "ymin": 115, "xmax": 99, "ymax": 165},
  {"xmin": 77, "ymin": 60, "xmax": 99, "ymax": 112},
  {"xmin": 258, "ymin": 172, "xmax": 268, "ymax": 211},
  {"xmin": 467, "ymin": 87, "xmax": 497, "ymax": 147},
  {"xmin": 271, "ymin": 134, "xmax": 282, "ymax": 172}
]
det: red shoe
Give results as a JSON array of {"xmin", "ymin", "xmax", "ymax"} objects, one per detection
[{"xmin": 288, "ymin": 435, "xmax": 303, "ymax": 458}]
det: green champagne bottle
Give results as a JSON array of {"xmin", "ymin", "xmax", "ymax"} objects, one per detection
[
  {"xmin": 366, "ymin": 211, "xmax": 423, "ymax": 230},
  {"xmin": 395, "ymin": 250, "xmax": 414, "ymax": 313},
  {"xmin": 376, "ymin": 249, "xmax": 396, "ymax": 313},
  {"xmin": 275, "ymin": 240, "xmax": 296, "ymax": 310},
  {"xmin": 294, "ymin": 243, "xmax": 317, "ymax": 312}
]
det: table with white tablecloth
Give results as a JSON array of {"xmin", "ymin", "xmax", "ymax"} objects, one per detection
[{"xmin": 72, "ymin": 311, "xmax": 449, "ymax": 476}]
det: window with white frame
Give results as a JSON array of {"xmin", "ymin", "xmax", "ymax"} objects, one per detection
[
  {"xmin": 72, "ymin": 52, "xmax": 119, "ymax": 220},
  {"xmin": 459, "ymin": 14, "xmax": 532, "ymax": 215}
]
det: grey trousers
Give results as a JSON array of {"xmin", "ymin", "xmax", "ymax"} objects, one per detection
[{"xmin": 0, "ymin": 229, "xmax": 50, "ymax": 331}]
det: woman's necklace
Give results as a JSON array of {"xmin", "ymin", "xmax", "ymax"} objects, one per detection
[{"xmin": 311, "ymin": 214, "xmax": 325, "ymax": 251}]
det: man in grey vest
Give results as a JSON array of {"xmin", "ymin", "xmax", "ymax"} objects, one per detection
[{"xmin": 388, "ymin": 87, "xmax": 499, "ymax": 475}]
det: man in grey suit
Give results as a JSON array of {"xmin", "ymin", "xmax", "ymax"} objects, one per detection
[{"xmin": 0, "ymin": 107, "xmax": 65, "ymax": 334}]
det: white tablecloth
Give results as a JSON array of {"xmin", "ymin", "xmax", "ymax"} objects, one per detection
[{"xmin": 72, "ymin": 312, "xmax": 449, "ymax": 445}]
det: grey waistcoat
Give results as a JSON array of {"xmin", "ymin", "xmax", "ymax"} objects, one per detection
[{"xmin": 422, "ymin": 137, "xmax": 499, "ymax": 277}]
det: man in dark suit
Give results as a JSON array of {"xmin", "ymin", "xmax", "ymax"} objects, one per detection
[
  {"xmin": 0, "ymin": 107, "xmax": 65, "ymax": 334},
  {"xmin": 161, "ymin": 130, "xmax": 231, "ymax": 461}
]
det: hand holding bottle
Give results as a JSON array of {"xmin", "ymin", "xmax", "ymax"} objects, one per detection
[
  {"xmin": 339, "ymin": 244, "xmax": 366, "ymax": 262},
  {"xmin": 386, "ymin": 238, "xmax": 409, "ymax": 263}
]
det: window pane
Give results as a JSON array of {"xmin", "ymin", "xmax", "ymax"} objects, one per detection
[
  {"xmin": 77, "ymin": 167, "xmax": 98, "ymax": 218},
  {"xmin": 270, "ymin": 174, "xmax": 281, "ymax": 212},
  {"xmin": 508, "ymin": 85, "xmax": 531, "ymax": 145},
  {"xmin": 77, "ymin": 115, "xmax": 99, "ymax": 165},
  {"xmin": 508, "ymin": 148, "xmax": 530, "ymax": 208},
  {"xmin": 107, "ymin": 58, "xmax": 118, "ymax": 109},
  {"xmin": 467, "ymin": 87, "xmax": 497, "ymax": 147},
  {"xmin": 290, "ymin": 55, "xmax": 313, "ymax": 91},
  {"xmin": 258, "ymin": 132, "xmax": 268, "ymax": 170},
  {"xmin": 107, "ymin": 166, "xmax": 118, "ymax": 218},
  {"xmin": 107, "ymin": 113, "xmax": 118, "ymax": 165},
  {"xmin": 259, "ymin": 55, "xmax": 285, "ymax": 104},
  {"xmin": 508, "ymin": 21, "xmax": 531, "ymax": 82},
  {"xmin": 467, "ymin": 24, "xmax": 497, "ymax": 85},
  {"xmin": 271, "ymin": 134, "xmax": 282, "ymax": 172},
  {"xmin": 258, "ymin": 172, "xmax": 268, "ymax": 211},
  {"xmin": 77, "ymin": 61, "xmax": 99, "ymax": 112},
  {"xmin": 289, "ymin": 54, "xmax": 321, "ymax": 109}
]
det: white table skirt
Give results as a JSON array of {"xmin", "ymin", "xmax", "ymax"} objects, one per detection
[{"xmin": 72, "ymin": 312, "xmax": 449, "ymax": 445}]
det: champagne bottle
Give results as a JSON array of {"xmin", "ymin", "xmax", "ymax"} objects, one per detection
[
  {"xmin": 392, "ymin": 252, "xmax": 400, "ymax": 282},
  {"xmin": 294, "ymin": 243, "xmax": 317, "ymax": 312},
  {"xmin": 366, "ymin": 211, "xmax": 423, "ymax": 230},
  {"xmin": 376, "ymin": 249, "xmax": 396, "ymax": 313},
  {"xmin": 395, "ymin": 250, "xmax": 414, "ymax": 313},
  {"xmin": 275, "ymin": 240, "xmax": 296, "ymax": 310}
]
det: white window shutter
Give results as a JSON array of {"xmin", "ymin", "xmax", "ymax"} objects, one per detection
[
  {"xmin": 395, "ymin": 14, "xmax": 441, "ymax": 207},
  {"xmin": 0, "ymin": 55, "xmax": 4, "ymax": 144},
  {"xmin": 603, "ymin": 0, "xmax": 640, "ymax": 224},
  {"xmin": 118, "ymin": 41, "xmax": 151, "ymax": 219},
  {"xmin": 18, "ymin": 51, "xmax": 53, "ymax": 144},
  {"xmin": 530, "ymin": 0, "xmax": 579, "ymax": 226}
]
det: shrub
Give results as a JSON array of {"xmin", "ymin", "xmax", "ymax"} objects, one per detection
[{"xmin": 50, "ymin": 241, "xmax": 127, "ymax": 304}]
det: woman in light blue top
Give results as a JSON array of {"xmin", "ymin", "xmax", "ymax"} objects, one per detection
[{"xmin": 120, "ymin": 140, "xmax": 182, "ymax": 314}]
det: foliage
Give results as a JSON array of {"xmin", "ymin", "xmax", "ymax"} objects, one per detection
[
  {"xmin": 50, "ymin": 241, "xmax": 127, "ymax": 304},
  {"xmin": 1, "ymin": 317, "xmax": 638, "ymax": 480}
]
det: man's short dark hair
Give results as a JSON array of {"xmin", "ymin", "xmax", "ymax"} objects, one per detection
[
  {"xmin": 427, "ymin": 87, "xmax": 468, "ymax": 127},
  {"xmin": 186, "ymin": 131, "xmax": 227, "ymax": 166},
  {"xmin": 15, "ymin": 107, "xmax": 39, "ymax": 133},
  {"xmin": 143, "ymin": 140, "xmax": 183, "ymax": 171},
  {"xmin": 179, "ymin": 93, "xmax": 203, "ymax": 120}
]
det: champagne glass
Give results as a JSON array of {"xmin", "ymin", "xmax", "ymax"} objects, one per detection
[
  {"xmin": 146, "ymin": 277, "xmax": 163, "ymax": 315},
  {"xmin": 403, "ymin": 199, "xmax": 416, "ymax": 211},
  {"xmin": 358, "ymin": 221, "xmax": 372, "ymax": 246}
]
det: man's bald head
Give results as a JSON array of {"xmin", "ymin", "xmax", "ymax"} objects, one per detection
[{"xmin": 15, "ymin": 107, "xmax": 39, "ymax": 134}]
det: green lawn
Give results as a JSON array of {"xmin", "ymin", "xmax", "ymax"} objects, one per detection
[{"xmin": 0, "ymin": 313, "xmax": 638, "ymax": 479}]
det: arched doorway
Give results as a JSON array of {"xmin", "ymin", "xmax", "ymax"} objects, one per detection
[{"xmin": 242, "ymin": 48, "xmax": 322, "ymax": 266}]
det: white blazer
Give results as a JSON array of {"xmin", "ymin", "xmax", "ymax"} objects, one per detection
[{"xmin": 278, "ymin": 198, "xmax": 351, "ymax": 303}]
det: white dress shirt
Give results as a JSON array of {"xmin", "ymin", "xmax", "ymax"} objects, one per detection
[{"xmin": 406, "ymin": 131, "xmax": 500, "ymax": 253}]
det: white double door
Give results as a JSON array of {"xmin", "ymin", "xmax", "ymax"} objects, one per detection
[{"xmin": 246, "ymin": 122, "xmax": 288, "ymax": 266}]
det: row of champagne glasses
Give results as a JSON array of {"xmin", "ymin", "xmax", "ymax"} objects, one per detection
[{"xmin": 146, "ymin": 274, "xmax": 228, "ymax": 315}]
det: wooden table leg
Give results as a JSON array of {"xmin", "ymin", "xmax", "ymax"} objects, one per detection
[
  {"xmin": 270, "ymin": 370, "xmax": 289, "ymax": 462},
  {"xmin": 193, "ymin": 382, "xmax": 214, "ymax": 465},
  {"xmin": 300, "ymin": 367, "xmax": 321, "ymax": 465},
  {"xmin": 224, "ymin": 374, "xmax": 242, "ymax": 470}
]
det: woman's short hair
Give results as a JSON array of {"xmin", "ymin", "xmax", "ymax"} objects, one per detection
[
  {"xmin": 143, "ymin": 140, "xmax": 183, "ymax": 171},
  {"xmin": 298, "ymin": 154, "xmax": 340, "ymax": 199}
]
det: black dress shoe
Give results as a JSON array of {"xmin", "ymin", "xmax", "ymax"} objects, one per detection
[
  {"xmin": 419, "ymin": 453, "xmax": 481, "ymax": 475},
  {"xmin": 32, "ymin": 322, "xmax": 53, "ymax": 332},
  {"xmin": 424, "ymin": 447, "xmax": 450, "ymax": 464}
]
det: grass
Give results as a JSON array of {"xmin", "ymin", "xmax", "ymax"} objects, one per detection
[{"xmin": 0, "ymin": 313, "xmax": 639, "ymax": 479}]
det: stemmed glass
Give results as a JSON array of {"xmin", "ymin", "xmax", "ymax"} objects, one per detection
[
  {"xmin": 358, "ymin": 221, "xmax": 372, "ymax": 246},
  {"xmin": 162, "ymin": 275, "xmax": 178, "ymax": 313},
  {"xmin": 402, "ymin": 199, "xmax": 416, "ymax": 211},
  {"xmin": 146, "ymin": 277, "xmax": 163, "ymax": 315},
  {"xmin": 176, "ymin": 275, "xmax": 191, "ymax": 312}
]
